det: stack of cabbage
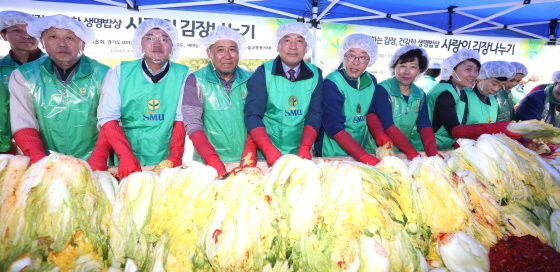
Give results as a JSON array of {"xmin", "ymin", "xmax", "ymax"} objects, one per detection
[{"xmin": 1, "ymin": 134, "xmax": 560, "ymax": 272}]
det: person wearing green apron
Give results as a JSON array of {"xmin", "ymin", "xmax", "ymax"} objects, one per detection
[
  {"xmin": 0, "ymin": 11, "xmax": 44, "ymax": 154},
  {"xmin": 97, "ymin": 19, "xmax": 190, "ymax": 179},
  {"xmin": 9, "ymin": 15, "xmax": 109, "ymax": 164},
  {"xmin": 427, "ymin": 51, "xmax": 520, "ymax": 150},
  {"xmin": 319, "ymin": 34, "xmax": 380, "ymax": 165},
  {"xmin": 415, "ymin": 61, "xmax": 441, "ymax": 94},
  {"xmin": 368, "ymin": 45, "xmax": 439, "ymax": 160},
  {"xmin": 517, "ymin": 71, "xmax": 560, "ymax": 127},
  {"xmin": 182, "ymin": 26, "xmax": 255, "ymax": 177},
  {"xmin": 496, "ymin": 62, "xmax": 528, "ymax": 122},
  {"xmin": 244, "ymin": 22, "xmax": 323, "ymax": 166}
]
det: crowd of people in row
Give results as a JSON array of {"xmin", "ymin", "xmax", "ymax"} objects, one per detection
[{"xmin": 0, "ymin": 10, "xmax": 559, "ymax": 179}]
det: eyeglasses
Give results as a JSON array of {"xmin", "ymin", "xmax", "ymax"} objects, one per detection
[
  {"xmin": 142, "ymin": 34, "xmax": 172, "ymax": 44},
  {"xmin": 345, "ymin": 54, "xmax": 370, "ymax": 64}
]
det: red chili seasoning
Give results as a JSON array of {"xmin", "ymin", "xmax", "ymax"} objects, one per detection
[{"xmin": 489, "ymin": 235, "xmax": 560, "ymax": 272}]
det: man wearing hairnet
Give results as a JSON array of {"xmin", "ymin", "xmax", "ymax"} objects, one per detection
[
  {"xmin": 426, "ymin": 50, "xmax": 519, "ymax": 149},
  {"xmin": 319, "ymin": 34, "xmax": 381, "ymax": 164},
  {"xmin": 9, "ymin": 14, "xmax": 109, "ymax": 164},
  {"xmin": 182, "ymin": 26, "xmax": 254, "ymax": 177},
  {"xmin": 517, "ymin": 71, "xmax": 560, "ymax": 127},
  {"xmin": 0, "ymin": 11, "xmax": 44, "ymax": 154},
  {"xmin": 369, "ymin": 45, "xmax": 439, "ymax": 159},
  {"xmin": 244, "ymin": 21, "xmax": 323, "ymax": 166},
  {"xmin": 97, "ymin": 18, "xmax": 190, "ymax": 179},
  {"xmin": 496, "ymin": 62, "xmax": 528, "ymax": 122},
  {"xmin": 415, "ymin": 61, "xmax": 441, "ymax": 93}
]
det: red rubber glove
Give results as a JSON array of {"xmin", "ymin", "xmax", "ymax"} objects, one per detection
[
  {"xmin": 333, "ymin": 130, "xmax": 380, "ymax": 166},
  {"xmin": 366, "ymin": 113, "xmax": 393, "ymax": 146},
  {"xmin": 385, "ymin": 125, "xmax": 421, "ymax": 160},
  {"xmin": 240, "ymin": 134, "xmax": 258, "ymax": 167},
  {"xmin": 419, "ymin": 127, "xmax": 439, "ymax": 157},
  {"xmin": 165, "ymin": 121, "xmax": 186, "ymax": 167},
  {"xmin": 87, "ymin": 129, "xmax": 111, "ymax": 171},
  {"xmin": 451, "ymin": 121, "xmax": 521, "ymax": 140},
  {"xmin": 102, "ymin": 120, "xmax": 141, "ymax": 180},
  {"xmin": 13, "ymin": 128, "xmax": 47, "ymax": 164},
  {"xmin": 189, "ymin": 130, "xmax": 226, "ymax": 176},
  {"xmin": 249, "ymin": 126, "xmax": 282, "ymax": 166},
  {"xmin": 297, "ymin": 125, "xmax": 317, "ymax": 160}
]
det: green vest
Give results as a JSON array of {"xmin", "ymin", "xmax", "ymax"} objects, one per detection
[
  {"xmin": 542, "ymin": 85, "xmax": 560, "ymax": 127},
  {"xmin": 0, "ymin": 53, "xmax": 46, "ymax": 152},
  {"xmin": 380, "ymin": 77, "xmax": 425, "ymax": 151},
  {"xmin": 415, "ymin": 75, "xmax": 437, "ymax": 94},
  {"xmin": 427, "ymin": 83, "xmax": 466, "ymax": 150},
  {"xmin": 321, "ymin": 71, "xmax": 376, "ymax": 157},
  {"xmin": 465, "ymin": 89, "xmax": 498, "ymax": 124},
  {"xmin": 262, "ymin": 61, "xmax": 319, "ymax": 155},
  {"xmin": 193, "ymin": 63, "xmax": 252, "ymax": 162},
  {"xmin": 495, "ymin": 88, "xmax": 516, "ymax": 122},
  {"xmin": 118, "ymin": 60, "xmax": 189, "ymax": 165},
  {"xmin": 511, "ymin": 85, "xmax": 526, "ymax": 105},
  {"xmin": 18, "ymin": 56, "xmax": 109, "ymax": 160}
]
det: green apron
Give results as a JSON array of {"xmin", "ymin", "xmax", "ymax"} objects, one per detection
[
  {"xmin": 511, "ymin": 85, "xmax": 527, "ymax": 105},
  {"xmin": 18, "ymin": 56, "xmax": 109, "ymax": 160},
  {"xmin": 542, "ymin": 85, "xmax": 560, "ymax": 127},
  {"xmin": 380, "ymin": 77, "xmax": 425, "ymax": 151},
  {"xmin": 0, "ymin": 53, "xmax": 45, "ymax": 152},
  {"xmin": 415, "ymin": 75, "xmax": 437, "ymax": 94},
  {"xmin": 495, "ymin": 88, "xmax": 516, "ymax": 122},
  {"xmin": 193, "ymin": 63, "xmax": 252, "ymax": 162},
  {"xmin": 427, "ymin": 83, "xmax": 466, "ymax": 150},
  {"xmin": 263, "ymin": 60, "xmax": 319, "ymax": 155},
  {"xmin": 118, "ymin": 60, "xmax": 189, "ymax": 165},
  {"xmin": 321, "ymin": 71, "xmax": 376, "ymax": 157},
  {"xmin": 465, "ymin": 89, "xmax": 498, "ymax": 124}
]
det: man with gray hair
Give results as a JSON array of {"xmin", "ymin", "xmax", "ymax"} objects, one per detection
[
  {"xmin": 182, "ymin": 25, "xmax": 255, "ymax": 177},
  {"xmin": 0, "ymin": 10, "xmax": 44, "ymax": 154},
  {"xmin": 97, "ymin": 18, "xmax": 190, "ymax": 179},
  {"xmin": 9, "ymin": 14, "xmax": 109, "ymax": 164},
  {"xmin": 244, "ymin": 21, "xmax": 323, "ymax": 166},
  {"xmin": 517, "ymin": 71, "xmax": 560, "ymax": 127}
]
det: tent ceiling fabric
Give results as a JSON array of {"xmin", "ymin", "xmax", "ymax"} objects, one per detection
[{"xmin": 35, "ymin": 0, "xmax": 560, "ymax": 41}]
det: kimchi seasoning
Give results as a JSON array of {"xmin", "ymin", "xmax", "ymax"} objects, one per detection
[{"xmin": 489, "ymin": 235, "xmax": 560, "ymax": 272}]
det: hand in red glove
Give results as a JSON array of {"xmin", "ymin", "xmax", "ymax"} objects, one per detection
[
  {"xmin": 419, "ymin": 127, "xmax": 439, "ymax": 157},
  {"xmin": 189, "ymin": 130, "xmax": 227, "ymax": 177},
  {"xmin": 13, "ymin": 128, "xmax": 47, "ymax": 164},
  {"xmin": 297, "ymin": 125, "xmax": 317, "ymax": 160},
  {"xmin": 366, "ymin": 113, "xmax": 392, "ymax": 146},
  {"xmin": 102, "ymin": 120, "xmax": 141, "ymax": 180},
  {"xmin": 451, "ymin": 121, "xmax": 521, "ymax": 140},
  {"xmin": 166, "ymin": 121, "xmax": 186, "ymax": 167},
  {"xmin": 87, "ymin": 129, "xmax": 111, "ymax": 171},
  {"xmin": 385, "ymin": 125, "xmax": 421, "ymax": 160},
  {"xmin": 333, "ymin": 130, "xmax": 380, "ymax": 166},
  {"xmin": 240, "ymin": 134, "xmax": 258, "ymax": 167},
  {"xmin": 249, "ymin": 126, "xmax": 282, "ymax": 166}
]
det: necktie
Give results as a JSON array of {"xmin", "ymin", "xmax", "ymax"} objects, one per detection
[{"xmin": 288, "ymin": 69, "xmax": 296, "ymax": 82}]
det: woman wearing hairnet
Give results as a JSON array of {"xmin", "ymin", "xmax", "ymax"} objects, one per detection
[
  {"xmin": 97, "ymin": 18, "xmax": 190, "ymax": 179},
  {"xmin": 319, "ymin": 34, "xmax": 380, "ymax": 165},
  {"xmin": 367, "ymin": 45, "xmax": 439, "ymax": 160},
  {"xmin": 517, "ymin": 71, "xmax": 560, "ymax": 127},
  {"xmin": 426, "ymin": 52, "xmax": 520, "ymax": 150},
  {"xmin": 496, "ymin": 61, "xmax": 528, "ymax": 121}
]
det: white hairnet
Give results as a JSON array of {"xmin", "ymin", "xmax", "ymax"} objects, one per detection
[
  {"xmin": 478, "ymin": 61, "xmax": 516, "ymax": 80},
  {"xmin": 132, "ymin": 18, "xmax": 180, "ymax": 60},
  {"xmin": 27, "ymin": 14, "xmax": 95, "ymax": 44},
  {"xmin": 553, "ymin": 71, "xmax": 560, "ymax": 84},
  {"xmin": 388, "ymin": 44, "xmax": 429, "ymax": 75},
  {"xmin": 272, "ymin": 21, "xmax": 314, "ymax": 51},
  {"xmin": 440, "ymin": 48, "xmax": 481, "ymax": 81},
  {"xmin": 429, "ymin": 61, "xmax": 441, "ymax": 69},
  {"xmin": 338, "ymin": 33, "xmax": 378, "ymax": 67},
  {"xmin": 0, "ymin": 11, "xmax": 36, "ymax": 31},
  {"xmin": 199, "ymin": 25, "xmax": 247, "ymax": 56},
  {"xmin": 509, "ymin": 62, "xmax": 528, "ymax": 75}
]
